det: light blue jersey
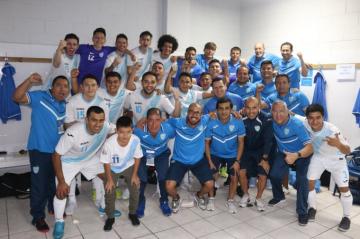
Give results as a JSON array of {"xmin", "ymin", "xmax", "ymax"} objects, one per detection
[
  {"xmin": 247, "ymin": 53, "xmax": 280, "ymax": 83},
  {"xmin": 204, "ymin": 92, "xmax": 244, "ymax": 114},
  {"xmin": 265, "ymin": 91, "xmax": 309, "ymax": 116},
  {"xmin": 206, "ymin": 116, "xmax": 245, "ymax": 158},
  {"xmin": 167, "ymin": 115, "xmax": 211, "ymax": 164},
  {"xmin": 228, "ymin": 81, "xmax": 256, "ymax": 100},
  {"xmin": 279, "ymin": 56, "xmax": 301, "ymax": 89}
]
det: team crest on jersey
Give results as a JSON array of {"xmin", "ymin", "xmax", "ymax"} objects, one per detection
[
  {"xmin": 254, "ymin": 125, "xmax": 260, "ymax": 132},
  {"xmin": 198, "ymin": 125, "xmax": 204, "ymax": 131},
  {"xmin": 246, "ymin": 88, "xmax": 251, "ymax": 93},
  {"xmin": 229, "ymin": 125, "xmax": 235, "ymax": 132},
  {"xmin": 289, "ymin": 96, "xmax": 294, "ymax": 103},
  {"xmin": 160, "ymin": 133, "xmax": 166, "ymax": 140},
  {"xmin": 99, "ymin": 52, "xmax": 104, "ymax": 58},
  {"xmin": 284, "ymin": 128, "xmax": 290, "ymax": 135}
]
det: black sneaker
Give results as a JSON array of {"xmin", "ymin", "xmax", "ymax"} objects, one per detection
[
  {"xmin": 298, "ymin": 214, "xmax": 308, "ymax": 226},
  {"xmin": 236, "ymin": 185, "xmax": 244, "ymax": 198},
  {"xmin": 268, "ymin": 198, "xmax": 285, "ymax": 207},
  {"xmin": 129, "ymin": 213, "xmax": 140, "ymax": 226},
  {"xmin": 308, "ymin": 208, "xmax": 316, "ymax": 222},
  {"xmin": 338, "ymin": 217, "xmax": 351, "ymax": 232},
  {"xmin": 32, "ymin": 218, "xmax": 49, "ymax": 233},
  {"xmin": 103, "ymin": 218, "xmax": 115, "ymax": 231}
]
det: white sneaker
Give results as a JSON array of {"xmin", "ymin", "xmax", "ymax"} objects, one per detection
[
  {"xmin": 255, "ymin": 198, "xmax": 266, "ymax": 211},
  {"xmin": 121, "ymin": 188, "xmax": 130, "ymax": 200},
  {"xmin": 239, "ymin": 194, "xmax": 250, "ymax": 208},
  {"xmin": 194, "ymin": 193, "xmax": 207, "ymax": 210},
  {"xmin": 226, "ymin": 199, "xmax": 237, "ymax": 214},
  {"xmin": 282, "ymin": 186, "xmax": 290, "ymax": 195},
  {"xmin": 207, "ymin": 197, "xmax": 215, "ymax": 211}
]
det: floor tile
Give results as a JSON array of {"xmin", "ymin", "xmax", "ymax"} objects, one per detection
[
  {"xmin": 82, "ymin": 229, "xmax": 120, "ymax": 239},
  {"xmin": 182, "ymin": 219, "xmax": 220, "ymax": 237},
  {"xmin": 141, "ymin": 214, "xmax": 177, "ymax": 233},
  {"xmin": 113, "ymin": 221, "xmax": 151, "ymax": 239},
  {"xmin": 269, "ymin": 226, "xmax": 310, "ymax": 239},
  {"xmin": 224, "ymin": 222, "xmax": 265, "ymax": 239},
  {"xmin": 170, "ymin": 208, "xmax": 202, "ymax": 225},
  {"xmin": 205, "ymin": 212, "xmax": 241, "ymax": 229},
  {"xmin": 313, "ymin": 229, "xmax": 352, "ymax": 239},
  {"xmin": 156, "ymin": 226, "xmax": 194, "ymax": 239},
  {"xmin": 199, "ymin": 230, "xmax": 235, "ymax": 239},
  {"xmin": 289, "ymin": 221, "xmax": 329, "ymax": 237}
]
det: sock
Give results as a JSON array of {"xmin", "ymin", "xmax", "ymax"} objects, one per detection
[
  {"xmin": 53, "ymin": 196, "xmax": 66, "ymax": 222},
  {"xmin": 92, "ymin": 177, "xmax": 105, "ymax": 208},
  {"xmin": 308, "ymin": 190, "xmax": 317, "ymax": 209},
  {"xmin": 341, "ymin": 191, "xmax": 353, "ymax": 217}
]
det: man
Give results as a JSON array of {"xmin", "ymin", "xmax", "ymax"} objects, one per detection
[
  {"xmin": 262, "ymin": 74, "xmax": 309, "ymax": 116},
  {"xmin": 269, "ymin": 100, "xmax": 313, "ymax": 226},
  {"xmin": 128, "ymin": 31, "xmax": 153, "ymax": 79},
  {"xmin": 76, "ymin": 27, "xmax": 115, "ymax": 85},
  {"xmin": 173, "ymin": 46, "xmax": 204, "ymax": 87},
  {"xmin": 204, "ymin": 77, "xmax": 244, "ymax": 114},
  {"xmin": 238, "ymin": 97, "xmax": 274, "ymax": 212},
  {"xmin": 103, "ymin": 33, "xmax": 135, "ymax": 88},
  {"xmin": 13, "ymin": 73, "xmax": 69, "ymax": 233},
  {"xmin": 45, "ymin": 33, "xmax": 80, "ymax": 92},
  {"xmin": 228, "ymin": 66, "xmax": 256, "ymax": 100},
  {"xmin": 123, "ymin": 71, "xmax": 181, "ymax": 123},
  {"xmin": 152, "ymin": 34, "xmax": 178, "ymax": 76},
  {"xmin": 278, "ymin": 42, "xmax": 308, "ymax": 90},
  {"xmin": 205, "ymin": 98, "xmax": 245, "ymax": 213},
  {"xmin": 301, "ymin": 104, "xmax": 352, "ymax": 232},
  {"xmin": 134, "ymin": 108, "xmax": 175, "ymax": 218},
  {"xmin": 196, "ymin": 42, "xmax": 217, "ymax": 72},
  {"xmin": 222, "ymin": 46, "xmax": 244, "ymax": 84},
  {"xmin": 208, "ymin": 59, "xmax": 229, "ymax": 86},
  {"xmin": 247, "ymin": 43, "xmax": 280, "ymax": 83},
  {"xmin": 52, "ymin": 106, "xmax": 114, "ymax": 239},
  {"xmin": 166, "ymin": 103, "xmax": 214, "ymax": 213}
]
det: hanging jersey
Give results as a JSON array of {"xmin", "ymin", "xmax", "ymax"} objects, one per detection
[{"xmin": 100, "ymin": 134, "xmax": 143, "ymax": 173}]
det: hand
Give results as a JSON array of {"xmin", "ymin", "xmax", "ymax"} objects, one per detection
[
  {"xmin": 57, "ymin": 40, "xmax": 67, "ymax": 51},
  {"xmin": 112, "ymin": 56, "xmax": 121, "ymax": 67},
  {"xmin": 208, "ymin": 111, "xmax": 217, "ymax": 119},
  {"xmin": 131, "ymin": 62, "xmax": 142, "ymax": 73},
  {"xmin": 155, "ymin": 89, "xmax": 162, "ymax": 95},
  {"xmin": 105, "ymin": 179, "xmax": 115, "ymax": 194},
  {"xmin": 284, "ymin": 151, "xmax": 298, "ymax": 165},
  {"xmin": 231, "ymin": 161, "xmax": 240, "ymax": 175},
  {"xmin": 171, "ymin": 88, "xmax": 180, "ymax": 101},
  {"xmin": 56, "ymin": 181, "xmax": 69, "ymax": 199},
  {"xmin": 258, "ymin": 159, "xmax": 270, "ymax": 174},
  {"xmin": 136, "ymin": 117, "xmax": 147, "ymax": 129},
  {"xmin": 70, "ymin": 68, "xmax": 79, "ymax": 79},
  {"xmin": 168, "ymin": 66, "xmax": 177, "ymax": 77},
  {"xmin": 256, "ymin": 83, "xmax": 264, "ymax": 93},
  {"xmin": 296, "ymin": 52, "xmax": 303, "ymax": 60},
  {"xmin": 27, "ymin": 73, "xmax": 43, "ymax": 85},
  {"xmin": 231, "ymin": 110, "xmax": 242, "ymax": 119},
  {"xmin": 240, "ymin": 58, "xmax": 246, "ymax": 66},
  {"xmin": 222, "ymin": 60, "xmax": 229, "ymax": 69},
  {"xmin": 125, "ymin": 49, "xmax": 136, "ymax": 62},
  {"xmin": 131, "ymin": 175, "xmax": 140, "ymax": 188},
  {"xmin": 208, "ymin": 160, "xmax": 216, "ymax": 170},
  {"xmin": 324, "ymin": 133, "xmax": 341, "ymax": 148},
  {"xmin": 170, "ymin": 55, "xmax": 177, "ymax": 63}
]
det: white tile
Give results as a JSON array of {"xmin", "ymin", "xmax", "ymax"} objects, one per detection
[
  {"xmin": 9, "ymin": 230, "xmax": 46, "ymax": 239},
  {"xmin": 0, "ymin": 214, "xmax": 8, "ymax": 237},
  {"xmin": 199, "ymin": 230, "xmax": 235, "ymax": 239},
  {"xmin": 182, "ymin": 219, "xmax": 220, "ymax": 237},
  {"xmin": 224, "ymin": 223, "xmax": 265, "ymax": 239},
  {"xmin": 141, "ymin": 214, "xmax": 177, "ymax": 233},
  {"xmin": 156, "ymin": 226, "xmax": 194, "ymax": 239},
  {"xmin": 331, "ymin": 221, "xmax": 360, "ymax": 239},
  {"xmin": 316, "ymin": 211, "xmax": 341, "ymax": 228},
  {"xmin": 113, "ymin": 222, "xmax": 151, "ymax": 239},
  {"xmin": 136, "ymin": 235, "xmax": 157, "ymax": 239},
  {"xmin": 269, "ymin": 226, "xmax": 310, "ymax": 239},
  {"xmin": 82, "ymin": 229, "xmax": 120, "ymax": 239},
  {"xmin": 313, "ymin": 229, "xmax": 352, "ymax": 239},
  {"xmin": 205, "ymin": 212, "xmax": 241, "ymax": 229},
  {"xmin": 289, "ymin": 221, "xmax": 329, "ymax": 237},
  {"xmin": 170, "ymin": 208, "xmax": 202, "ymax": 225},
  {"xmin": 230, "ymin": 207, "xmax": 263, "ymax": 222}
]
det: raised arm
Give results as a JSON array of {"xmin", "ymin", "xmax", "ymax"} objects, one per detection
[
  {"xmin": 297, "ymin": 52, "xmax": 308, "ymax": 77},
  {"xmin": 13, "ymin": 73, "xmax": 42, "ymax": 104},
  {"xmin": 53, "ymin": 40, "xmax": 67, "ymax": 68}
]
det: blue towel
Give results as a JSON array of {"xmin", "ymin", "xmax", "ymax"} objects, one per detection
[
  {"xmin": 353, "ymin": 89, "xmax": 360, "ymax": 127},
  {"xmin": 312, "ymin": 71, "xmax": 328, "ymax": 120},
  {"xmin": 0, "ymin": 63, "xmax": 21, "ymax": 123}
]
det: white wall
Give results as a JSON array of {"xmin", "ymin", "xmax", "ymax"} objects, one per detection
[{"xmin": 239, "ymin": 0, "xmax": 360, "ymax": 148}]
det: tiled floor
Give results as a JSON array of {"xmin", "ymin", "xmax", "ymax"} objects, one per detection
[{"xmin": 1, "ymin": 180, "xmax": 360, "ymax": 239}]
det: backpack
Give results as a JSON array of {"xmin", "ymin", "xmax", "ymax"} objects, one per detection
[{"xmin": 0, "ymin": 172, "xmax": 31, "ymax": 199}]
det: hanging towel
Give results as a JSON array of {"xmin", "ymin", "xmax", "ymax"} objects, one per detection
[
  {"xmin": 353, "ymin": 88, "xmax": 360, "ymax": 127},
  {"xmin": 0, "ymin": 63, "xmax": 21, "ymax": 123},
  {"xmin": 312, "ymin": 71, "xmax": 328, "ymax": 120}
]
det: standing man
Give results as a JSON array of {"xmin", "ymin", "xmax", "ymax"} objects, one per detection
[
  {"xmin": 222, "ymin": 46, "xmax": 244, "ymax": 84},
  {"xmin": 302, "ymin": 104, "xmax": 352, "ymax": 232},
  {"xmin": 13, "ymin": 73, "xmax": 69, "ymax": 233},
  {"xmin": 269, "ymin": 100, "xmax": 313, "ymax": 226},
  {"xmin": 196, "ymin": 42, "xmax": 217, "ymax": 72},
  {"xmin": 152, "ymin": 34, "xmax": 178, "ymax": 77},
  {"xmin": 247, "ymin": 43, "xmax": 280, "ymax": 83}
]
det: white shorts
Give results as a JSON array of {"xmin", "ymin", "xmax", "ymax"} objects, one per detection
[
  {"xmin": 61, "ymin": 157, "xmax": 104, "ymax": 185},
  {"xmin": 307, "ymin": 156, "xmax": 349, "ymax": 187}
]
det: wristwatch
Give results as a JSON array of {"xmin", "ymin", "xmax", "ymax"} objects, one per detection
[{"xmin": 297, "ymin": 152, "xmax": 302, "ymax": 158}]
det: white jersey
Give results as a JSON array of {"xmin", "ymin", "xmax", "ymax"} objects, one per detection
[
  {"xmin": 55, "ymin": 122, "xmax": 115, "ymax": 163},
  {"xmin": 100, "ymin": 134, "xmax": 143, "ymax": 173},
  {"xmin": 198, "ymin": 86, "xmax": 212, "ymax": 108},
  {"xmin": 123, "ymin": 89, "xmax": 175, "ymax": 123},
  {"xmin": 97, "ymin": 88, "xmax": 131, "ymax": 123},
  {"xmin": 170, "ymin": 88, "xmax": 202, "ymax": 117},
  {"xmin": 128, "ymin": 46, "xmax": 153, "ymax": 78},
  {"xmin": 151, "ymin": 51, "xmax": 177, "ymax": 76},
  {"xmin": 102, "ymin": 51, "xmax": 134, "ymax": 89},
  {"xmin": 45, "ymin": 53, "xmax": 80, "ymax": 90},
  {"xmin": 65, "ymin": 93, "xmax": 109, "ymax": 123}
]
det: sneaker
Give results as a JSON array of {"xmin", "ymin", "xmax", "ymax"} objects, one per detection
[
  {"xmin": 298, "ymin": 214, "xmax": 308, "ymax": 226},
  {"xmin": 122, "ymin": 188, "xmax": 130, "ymax": 200},
  {"xmin": 53, "ymin": 221, "xmax": 65, "ymax": 239},
  {"xmin": 283, "ymin": 186, "xmax": 290, "ymax": 195},
  {"xmin": 128, "ymin": 213, "xmax": 140, "ymax": 226},
  {"xmin": 266, "ymin": 179, "xmax": 272, "ymax": 190},
  {"xmin": 249, "ymin": 177, "xmax": 257, "ymax": 188},
  {"xmin": 171, "ymin": 197, "xmax": 181, "ymax": 213},
  {"xmin": 236, "ymin": 186, "xmax": 244, "ymax": 197},
  {"xmin": 338, "ymin": 217, "xmax": 351, "ymax": 232},
  {"xmin": 103, "ymin": 218, "xmax": 115, "ymax": 231},
  {"xmin": 308, "ymin": 208, "xmax": 316, "ymax": 222},
  {"xmin": 32, "ymin": 218, "xmax": 49, "ymax": 233},
  {"xmin": 98, "ymin": 207, "xmax": 121, "ymax": 218},
  {"xmin": 268, "ymin": 198, "xmax": 286, "ymax": 207},
  {"xmin": 159, "ymin": 200, "xmax": 172, "ymax": 216},
  {"xmin": 255, "ymin": 198, "xmax": 266, "ymax": 212},
  {"xmin": 194, "ymin": 193, "xmax": 207, "ymax": 210},
  {"xmin": 239, "ymin": 194, "xmax": 250, "ymax": 208},
  {"xmin": 226, "ymin": 199, "xmax": 237, "ymax": 214},
  {"xmin": 136, "ymin": 199, "xmax": 146, "ymax": 218},
  {"xmin": 207, "ymin": 197, "xmax": 215, "ymax": 211}
]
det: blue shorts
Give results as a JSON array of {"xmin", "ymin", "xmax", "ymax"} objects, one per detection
[
  {"xmin": 166, "ymin": 157, "xmax": 213, "ymax": 185},
  {"xmin": 210, "ymin": 155, "xmax": 237, "ymax": 176},
  {"xmin": 138, "ymin": 149, "xmax": 171, "ymax": 183},
  {"xmin": 240, "ymin": 151, "xmax": 267, "ymax": 176}
]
